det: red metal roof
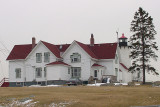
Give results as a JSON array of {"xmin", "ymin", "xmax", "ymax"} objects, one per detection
[
  {"xmin": 6, "ymin": 44, "xmax": 33, "ymax": 60},
  {"xmin": 120, "ymin": 63, "xmax": 128, "ymax": 70},
  {"xmin": 119, "ymin": 33, "xmax": 127, "ymax": 39},
  {"xmin": 88, "ymin": 43, "xmax": 117, "ymax": 59},
  {"xmin": 92, "ymin": 63, "xmax": 104, "ymax": 67},
  {"xmin": 46, "ymin": 61, "xmax": 70, "ymax": 66},
  {"xmin": 56, "ymin": 44, "xmax": 70, "ymax": 52},
  {"xmin": 41, "ymin": 41, "xmax": 61, "ymax": 58},
  {"xmin": 7, "ymin": 40, "xmax": 117, "ymax": 60},
  {"xmin": 75, "ymin": 41, "xmax": 98, "ymax": 59},
  {"xmin": 119, "ymin": 69, "xmax": 122, "ymax": 72}
]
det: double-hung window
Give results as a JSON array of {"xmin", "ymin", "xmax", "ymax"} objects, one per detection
[
  {"xmin": 115, "ymin": 68, "xmax": 118, "ymax": 76},
  {"xmin": 68, "ymin": 67, "xmax": 70, "ymax": 74},
  {"xmin": 36, "ymin": 67, "xmax": 42, "ymax": 78},
  {"xmin": 44, "ymin": 52, "xmax": 50, "ymax": 62},
  {"xmin": 70, "ymin": 53, "xmax": 81, "ymax": 63},
  {"xmin": 44, "ymin": 67, "xmax": 46, "ymax": 77},
  {"xmin": 71, "ymin": 67, "xmax": 81, "ymax": 78},
  {"xmin": 15, "ymin": 68, "xmax": 21, "ymax": 78},
  {"xmin": 36, "ymin": 53, "xmax": 42, "ymax": 63}
]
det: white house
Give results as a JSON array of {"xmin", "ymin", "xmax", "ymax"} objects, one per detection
[{"xmin": 6, "ymin": 34, "xmax": 140, "ymax": 87}]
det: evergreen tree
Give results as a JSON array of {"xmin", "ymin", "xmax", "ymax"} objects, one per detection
[{"xmin": 129, "ymin": 7, "xmax": 158, "ymax": 84}]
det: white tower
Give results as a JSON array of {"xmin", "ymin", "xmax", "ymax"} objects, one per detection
[{"xmin": 118, "ymin": 33, "xmax": 132, "ymax": 83}]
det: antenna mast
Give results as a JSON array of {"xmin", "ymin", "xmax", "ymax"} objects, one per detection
[{"xmin": 116, "ymin": 29, "xmax": 119, "ymax": 45}]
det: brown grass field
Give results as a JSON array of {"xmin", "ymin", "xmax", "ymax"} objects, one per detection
[{"xmin": 0, "ymin": 85, "xmax": 160, "ymax": 107}]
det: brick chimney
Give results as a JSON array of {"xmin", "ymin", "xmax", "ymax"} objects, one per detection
[
  {"xmin": 90, "ymin": 34, "xmax": 94, "ymax": 46},
  {"xmin": 32, "ymin": 37, "xmax": 36, "ymax": 49}
]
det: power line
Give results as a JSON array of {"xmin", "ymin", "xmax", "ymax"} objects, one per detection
[
  {"xmin": 0, "ymin": 40, "xmax": 10, "ymax": 53},
  {"xmin": 0, "ymin": 61, "xmax": 5, "ymax": 78}
]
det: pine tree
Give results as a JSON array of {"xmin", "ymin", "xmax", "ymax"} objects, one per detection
[{"xmin": 129, "ymin": 7, "xmax": 158, "ymax": 84}]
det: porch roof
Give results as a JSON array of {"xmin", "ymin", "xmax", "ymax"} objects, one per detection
[
  {"xmin": 46, "ymin": 61, "xmax": 70, "ymax": 66},
  {"xmin": 92, "ymin": 63, "xmax": 105, "ymax": 67}
]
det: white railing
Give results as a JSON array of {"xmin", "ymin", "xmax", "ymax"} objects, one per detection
[{"xmin": 0, "ymin": 78, "xmax": 9, "ymax": 87}]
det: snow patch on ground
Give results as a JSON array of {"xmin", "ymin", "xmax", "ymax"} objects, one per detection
[
  {"xmin": 87, "ymin": 83, "xmax": 129, "ymax": 86},
  {"xmin": 114, "ymin": 83, "xmax": 128, "ymax": 86},
  {"xmin": 87, "ymin": 83, "xmax": 106, "ymax": 86},
  {"xmin": 3, "ymin": 99, "xmax": 38, "ymax": 107},
  {"xmin": 49, "ymin": 100, "xmax": 78, "ymax": 107}
]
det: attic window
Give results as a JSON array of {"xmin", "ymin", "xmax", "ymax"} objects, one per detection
[
  {"xmin": 70, "ymin": 53, "xmax": 81, "ymax": 63},
  {"xmin": 36, "ymin": 53, "xmax": 42, "ymax": 63},
  {"xmin": 44, "ymin": 52, "xmax": 50, "ymax": 62}
]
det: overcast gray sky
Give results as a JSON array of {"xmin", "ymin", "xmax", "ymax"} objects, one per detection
[{"xmin": 0, "ymin": 0, "xmax": 160, "ymax": 79}]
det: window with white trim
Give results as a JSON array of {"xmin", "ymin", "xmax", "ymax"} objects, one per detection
[
  {"xmin": 44, "ymin": 67, "xmax": 46, "ymax": 77},
  {"xmin": 36, "ymin": 53, "xmax": 42, "ymax": 63},
  {"xmin": 70, "ymin": 53, "xmax": 81, "ymax": 63},
  {"xmin": 115, "ymin": 68, "xmax": 118, "ymax": 76},
  {"xmin": 68, "ymin": 67, "xmax": 70, "ymax": 74},
  {"xmin": 101, "ymin": 70, "xmax": 103, "ymax": 75},
  {"xmin": 15, "ymin": 68, "xmax": 21, "ymax": 78},
  {"xmin": 44, "ymin": 52, "xmax": 50, "ymax": 62},
  {"xmin": 137, "ymin": 71, "xmax": 140, "ymax": 78},
  {"xmin": 71, "ymin": 67, "xmax": 81, "ymax": 78},
  {"xmin": 36, "ymin": 67, "xmax": 42, "ymax": 78}
]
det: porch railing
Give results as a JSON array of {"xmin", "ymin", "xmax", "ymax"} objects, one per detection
[{"xmin": 0, "ymin": 78, "xmax": 9, "ymax": 87}]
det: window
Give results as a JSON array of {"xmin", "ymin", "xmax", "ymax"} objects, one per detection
[
  {"xmin": 16, "ymin": 82, "xmax": 21, "ymax": 85},
  {"xmin": 70, "ymin": 53, "xmax": 81, "ymax": 63},
  {"xmin": 115, "ymin": 68, "xmax": 118, "ymax": 76},
  {"xmin": 44, "ymin": 67, "xmax": 46, "ymax": 77},
  {"xmin": 101, "ymin": 70, "xmax": 103, "ymax": 75},
  {"xmin": 137, "ymin": 71, "xmax": 140, "ymax": 78},
  {"xmin": 71, "ymin": 67, "xmax": 81, "ymax": 78},
  {"xmin": 15, "ymin": 68, "xmax": 21, "ymax": 78},
  {"xmin": 68, "ymin": 67, "xmax": 70, "ymax": 74},
  {"xmin": 94, "ymin": 70, "xmax": 98, "ymax": 77},
  {"xmin": 36, "ymin": 53, "xmax": 42, "ymax": 63},
  {"xmin": 44, "ymin": 52, "xmax": 50, "ymax": 62},
  {"xmin": 36, "ymin": 67, "xmax": 42, "ymax": 78},
  {"xmin": 37, "ymin": 82, "xmax": 42, "ymax": 85},
  {"xmin": 115, "ymin": 54, "xmax": 118, "ymax": 64}
]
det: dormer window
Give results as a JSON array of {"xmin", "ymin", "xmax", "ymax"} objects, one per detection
[{"xmin": 70, "ymin": 53, "xmax": 81, "ymax": 63}]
